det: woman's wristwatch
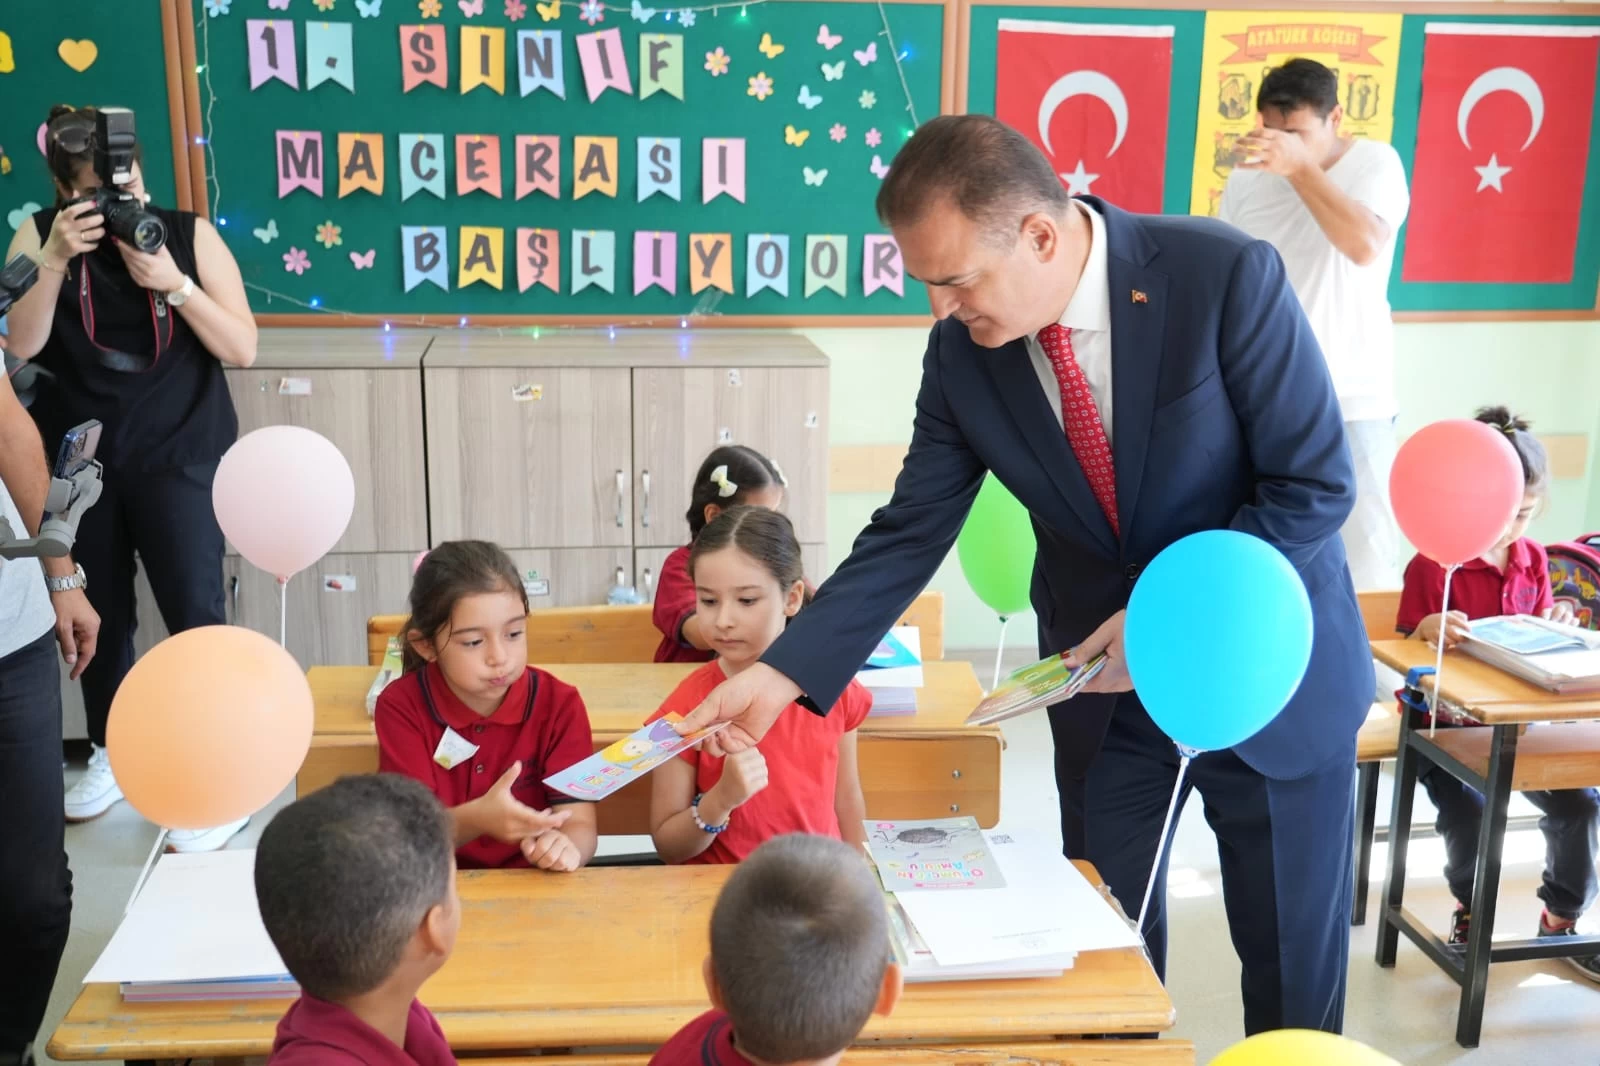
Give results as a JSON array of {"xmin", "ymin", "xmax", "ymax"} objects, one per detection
[
  {"xmin": 167, "ymin": 275, "xmax": 195, "ymax": 306},
  {"xmin": 46, "ymin": 564, "xmax": 88, "ymax": 593}
]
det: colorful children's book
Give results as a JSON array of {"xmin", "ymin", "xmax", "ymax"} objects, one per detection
[
  {"xmin": 864, "ymin": 817, "xmax": 1006, "ymax": 891},
  {"xmin": 964, "ymin": 652, "xmax": 1107, "ymax": 726},
  {"xmin": 543, "ymin": 714, "xmax": 727, "ymax": 801}
]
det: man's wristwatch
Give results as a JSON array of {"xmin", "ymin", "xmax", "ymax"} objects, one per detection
[
  {"xmin": 46, "ymin": 564, "xmax": 88, "ymax": 593},
  {"xmin": 167, "ymin": 275, "xmax": 195, "ymax": 307}
]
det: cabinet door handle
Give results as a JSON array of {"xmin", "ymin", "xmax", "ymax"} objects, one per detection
[
  {"xmin": 228, "ymin": 575, "xmax": 239, "ymax": 624},
  {"xmin": 615, "ymin": 469, "xmax": 626, "ymax": 528},
  {"xmin": 642, "ymin": 567, "xmax": 654, "ymax": 602},
  {"xmin": 641, "ymin": 469, "xmax": 651, "ymax": 528}
]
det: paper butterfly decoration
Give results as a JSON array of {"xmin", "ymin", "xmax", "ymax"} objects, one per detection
[
  {"xmin": 854, "ymin": 41, "xmax": 877, "ymax": 66},
  {"xmin": 797, "ymin": 85, "xmax": 822, "ymax": 110},
  {"xmin": 758, "ymin": 32, "xmax": 784, "ymax": 59},
  {"xmin": 784, "ymin": 125, "xmax": 810, "ymax": 147},
  {"xmin": 816, "ymin": 24, "xmax": 842, "ymax": 50},
  {"xmin": 631, "ymin": 0, "xmax": 656, "ymax": 20},
  {"xmin": 267, "ymin": 0, "xmax": 291, "ymax": 8},
  {"xmin": 355, "ymin": 0, "xmax": 382, "ymax": 15},
  {"xmin": 869, "ymin": 154, "xmax": 890, "ymax": 179},
  {"xmin": 821, "ymin": 60, "xmax": 844, "ymax": 81},
  {"xmin": 536, "ymin": 0, "xmax": 559, "ymax": 19},
  {"xmin": 803, "ymin": 167, "xmax": 827, "ymax": 187},
  {"xmin": 253, "ymin": 219, "xmax": 280, "ymax": 244},
  {"xmin": 350, "ymin": 249, "xmax": 376, "ymax": 269},
  {"xmin": 459, "ymin": 0, "xmax": 485, "ymax": 15}
]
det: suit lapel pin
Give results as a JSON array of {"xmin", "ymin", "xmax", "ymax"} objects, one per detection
[{"xmin": 1131, "ymin": 289, "xmax": 1148, "ymax": 304}]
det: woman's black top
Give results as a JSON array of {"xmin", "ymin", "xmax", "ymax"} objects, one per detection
[{"xmin": 28, "ymin": 205, "xmax": 237, "ymax": 475}]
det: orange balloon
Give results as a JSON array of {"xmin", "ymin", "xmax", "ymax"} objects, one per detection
[{"xmin": 108, "ymin": 626, "xmax": 312, "ymax": 830}]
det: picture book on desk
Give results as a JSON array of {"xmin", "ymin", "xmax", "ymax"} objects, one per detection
[
  {"xmin": 865, "ymin": 817, "xmax": 1006, "ymax": 891},
  {"xmin": 857, "ymin": 626, "xmax": 923, "ymax": 716},
  {"xmin": 964, "ymin": 652, "xmax": 1106, "ymax": 726},
  {"xmin": 544, "ymin": 714, "xmax": 727, "ymax": 800},
  {"xmin": 1462, "ymin": 616, "xmax": 1600, "ymax": 693}
]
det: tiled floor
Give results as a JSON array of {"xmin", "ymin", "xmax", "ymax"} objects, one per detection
[{"xmin": 33, "ymin": 653, "xmax": 1600, "ymax": 1064}]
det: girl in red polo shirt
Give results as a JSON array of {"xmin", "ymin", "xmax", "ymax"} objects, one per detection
[
  {"xmin": 1397, "ymin": 407, "xmax": 1600, "ymax": 978},
  {"xmin": 653, "ymin": 446, "xmax": 788, "ymax": 664},
  {"xmin": 647, "ymin": 506, "xmax": 870, "ymax": 864},
  {"xmin": 376, "ymin": 541, "xmax": 598, "ymax": 872}
]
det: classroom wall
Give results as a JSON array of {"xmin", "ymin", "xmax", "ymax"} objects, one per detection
[{"xmin": 809, "ymin": 321, "xmax": 1600, "ymax": 651}]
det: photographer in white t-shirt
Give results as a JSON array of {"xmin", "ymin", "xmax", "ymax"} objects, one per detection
[{"xmin": 1220, "ymin": 57, "xmax": 1411, "ymax": 592}]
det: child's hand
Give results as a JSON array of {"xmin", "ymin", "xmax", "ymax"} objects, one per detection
[
  {"xmin": 521, "ymin": 828, "xmax": 582, "ymax": 872},
  {"xmin": 1544, "ymin": 602, "xmax": 1577, "ymax": 626},
  {"xmin": 472, "ymin": 762, "xmax": 572, "ymax": 844},
  {"xmin": 1415, "ymin": 611, "xmax": 1471, "ymax": 650},
  {"xmin": 708, "ymin": 748, "xmax": 769, "ymax": 811}
]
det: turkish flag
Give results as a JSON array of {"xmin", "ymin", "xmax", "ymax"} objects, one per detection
[
  {"xmin": 1402, "ymin": 26, "xmax": 1600, "ymax": 284},
  {"xmin": 994, "ymin": 20, "xmax": 1173, "ymax": 213}
]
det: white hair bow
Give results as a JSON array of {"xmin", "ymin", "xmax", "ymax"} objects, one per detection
[
  {"xmin": 710, "ymin": 464, "xmax": 738, "ymax": 498},
  {"xmin": 770, "ymin": 459, "xmax": 788, "ymax": 487}
]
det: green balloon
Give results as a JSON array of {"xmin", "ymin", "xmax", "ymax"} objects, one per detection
[{"xmin": 956, "ymin": 475, "xmax": 1037, "ymax": 617}]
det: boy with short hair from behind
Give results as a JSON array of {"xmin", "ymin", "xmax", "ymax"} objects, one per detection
[
  {"xmin": 651, "ymin": 833, "xmax": 902, "ymax": 1066},
  {"xmin": 256, "ymin": 774, "xmax": 461, "ymax": 1065}
]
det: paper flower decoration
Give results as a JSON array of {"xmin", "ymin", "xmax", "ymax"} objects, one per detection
[
  {"xmin": 205, "ymin": 0, "xmax": 232, "ymax": 16},
  {"xmin": 747, "ymin": 71, "xmax": 774, "ymax": 101},
  {"xmin": 313, "ymin": 0, "xmax": 336, "ymax": 9},
  {"xmin": 704, "ymin": 47, "xmax": 729, "ymax": 76},
  {"xmin": 315, "ymin": 221, "xmax": 343, "ymax": 249},
  {"xmin": 829, "ymin": 123, "xmax": 847, "ymax": 143},
  {"xmin": 505, "ymin": 0, "xmax": 527, "ymax": 18},
  {"xmin": 865, "ymin": 127, "xmax": 882, "ymax": 148},
  {"xmin": 859, "ymin": 90, "xmax": 876, "ymax": 109},
  {"xmin": 579, "ymin": 0, "xmax": 603, "ymax": 24},
  {"xmin": 678, "ymin": 8, "xmax": 695, "ymax": 26},
  {"xmin": 419, "ymin": 0, "xmax": 442, "ymax": 14},
  {"xmin": 283, "ymin": 247, "xmax": 311, "ymax": 275}
]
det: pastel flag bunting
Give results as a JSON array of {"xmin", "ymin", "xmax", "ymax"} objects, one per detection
[
  {"xmin": 804, "ymin": 235, "xmax": 847, "ymax": 297},
  {"xmin": 306, "ymin": 21, "xmax": 355, "ymax": 92},
  {"xmin": 247, "ymin": 20, "xmax": 298, "ymax": 90},
  {"xmin": 689, "ymin": 233, "xmax": 734, "ymax": 294},
  {"xmin": 337, "ymin": 133, "xmax": 384, "ymax": 197},
  {"xmin": 461, "ymin": 26, "xmax": 507, "ymax": 95},
  {"xmin": 633, "ymin": 231, "xmax": 678, "ymax": 295},
  {"xmin": 276, "ymin": 131, "xmax": 325, "ymax": 198},
  {"xmin": 746, "ymin": 234, "xmax": 790, "ymax": 298},
  {"xmin": 863, "ymin": 235, "xmax": 905, "ymax": 296},
  {"xmin": 573, "ymin": 136, "xmax": 618, "ymax": 199},
  {"xmin": 455, "ymin": 135, "xmax": 503, "ymax": 198},
  {"xmin": 516, "ymin": 228, "xmax": 560, "ymax": 293},
  {"xmin": 576, "ymin": 28, "xmax": 632, "ymax": 102},
  {"xmin": 458, "ymin": 226, "xmax": 505, "ymax": 289},
  {"xmin": 399, "ymin": 134, "xmax": 446, "ymax": 200},
  {"xmin": 637, "ymin": 137, "xmax": 681, "ymax": 202},
  {"xmin": 517, "ymin": 30, "xmax": 565, "ymax": 98},
  {"xmin": 571, "ymin": 230, "xmax": 616, "ymax": 294},
  {"xmin": 701, "ymin": 138, "xmax": 745, "ymax": 203},
  {"xmin": 639, "ymin": 34, "xmax": 684, "ymax": 100},
  {"xmin": 401, "ymin": 225, "xmax": 449, "ymax": 292},
  {"xmin": 400, "ymin": 25, "xmax": 448, "ymax": 91},
  {"xmin": 516, "ymin": 135, "xmax": 561, "ymax": 199}
]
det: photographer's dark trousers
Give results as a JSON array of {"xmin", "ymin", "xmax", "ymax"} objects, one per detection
[
  {"xmin": 76, "ymin": 462, "xmax": 227, "ymax": 747},
  {"xmin": 0, "ymin": 630, "xmax": 73, "ymax": 1057}
]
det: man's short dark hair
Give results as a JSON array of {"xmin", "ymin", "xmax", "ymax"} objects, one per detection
[
  {"xmin": 710, "ymin": 835, "xmax": 889, "ymax": 1064},
  {"xmin": 876, "ymin": 114, "xmax": 1070, "ymax": 245},
  {"xmin": 255, "ymin": 775, "xmax": 453, "ymax": 1001},
  {"xmin": 1258, "ymin": 58, "xmax": 1340, "ymax": 118}
]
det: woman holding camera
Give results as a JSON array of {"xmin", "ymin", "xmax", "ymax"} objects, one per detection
[{"xmin": 4, "ymin": 105, "xmax": 258, "ymax": 852}]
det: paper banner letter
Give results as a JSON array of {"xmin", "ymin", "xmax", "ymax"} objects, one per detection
[
  {"xmin": 702, "ymin": 138, "xmax": 745, "ymax": 203},
  {"xmin": 399, "ymin": 134, "xmax": 446, "ymax": 200},
  {"xmin": 573, "ymin": 136, "xmax": 618, "ymax": 199},
  {"xmin": 248, "ymin": 21, "xmax": 298, "ymax": 90},
  {"xmin": 863, "ymin": 235, "xmax": 905, "ymax": 296},
  {"xmin": 745, "ymin": 234, "xmax": 789, "ymax": 297},
  {"xmin": 461, "ymin": 26, "xmax": 507, "ymax": 95},
  {"xmin": 517, "ymin": 30, "xmax": 565, "ymax": 98},
  {"xmin": 458, "ymin": 226, "xmax": 505, "ymax": 289},
  {"xmin": 276, "ymin": 131, "xmax": 324, "ymax": 198},
  {"xmin": 633, "ymin": 231, "xmax": 678, "ymax": 295},
  {"xmin": 306, "ymin": 21, "xmax": 355, "ymax": 92},
  {"xmin": 689, "ymin": 234, "xmax": 734, "ymax": 294},
  {"xmin": 401, "ymin": 225, "xmax": 449, "ymax": 292},
  {"xmin": 804, "ymin": 235, "xmax": 847, "ymax": 298},
  {"xmin": 639, "ymin": 33, "xmax": 684, "ymax": 100},
  {"xmin": 637, "ymin": 137, "xmax": 681, "ymax": 202},
  {"xmin": 517, "ymin": 228, "xmax": 560, "ymax": 293},
  {"xmin": 516, "ymin": 135, "xmax": 561, "ymax": 199},
  {"xmin": 337, "ymin": 133, "xmax": 384, "ymax": 197},
  {"xmin": 456, "ymin": 135, "xmax": 503, "ymax": 198},
  {"xmin": 571, "ymin": 230, "xmax": 616, "ymax": 294},
  {"xmin": 400, "ymin": 25, "xmax": 448, "ymax": 91},
  {"xmin": 576, "ymin": 28, "xmax": 632, "ymax": 102}
]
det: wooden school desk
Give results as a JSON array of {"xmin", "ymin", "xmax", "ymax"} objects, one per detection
[
  {"xmin": 300, "ymin": 662, "xmax": 1004, "ymax": 829},
  {"xmin": 50, "ymin": 862, "xmax": 1189, "ymax": 1066},
  {"xmin": 1369, "ymin": 640, "xmax": 1600, "ymax": 1048}
]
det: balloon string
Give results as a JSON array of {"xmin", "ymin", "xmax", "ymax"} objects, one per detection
[
  {"xmin": 278, "ymin": 576, "xmax": 288, "ymax": 648},
  {"xmin": 1429, "ymin": 564, "xmax": 1458, "ymax": 740},
  {"xmin": 991, "ymin": 615, "xmax": 1010, "ymax": 693},
  {"xmin": 124, "ymin": 828, "xmax": 169, "ymax": 916},
  {"xmin": 1136, "ymin": 751, "xmax": 1192, "ymax": 933}
]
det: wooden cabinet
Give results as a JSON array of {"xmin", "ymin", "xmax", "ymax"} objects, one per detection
[
  {"xmin": 503, "ymin": 547, "xmax": 634, "ymax": 608},
  {"xmin": 223, "ymin": 553, "xmax": 415, "ymax": 668}
]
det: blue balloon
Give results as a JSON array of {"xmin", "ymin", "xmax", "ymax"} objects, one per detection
[{"xmin": 1123, "ymin": 530, "xmax": 1313, "ymax": 752}]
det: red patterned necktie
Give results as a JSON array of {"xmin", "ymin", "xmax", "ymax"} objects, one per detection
[{"xmin": 1037, "ymin": 323, "xmax": 1119, "ymax": 536}]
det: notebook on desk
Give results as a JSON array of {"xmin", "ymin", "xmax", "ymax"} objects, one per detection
[{"xmin": 1462, "ymin": 616, "xmax": 1600, "ymax": 694}]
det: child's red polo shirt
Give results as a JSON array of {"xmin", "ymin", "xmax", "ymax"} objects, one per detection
[
  {"xmin": 269, "ymin": 995, "xmax": 456, "ymax": 1065},
  {"xmin": 1396, "ymin": 537, "xmax": 1554, "ymax": 633}
]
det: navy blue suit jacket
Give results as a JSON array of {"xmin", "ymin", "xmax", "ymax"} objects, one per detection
[{"xmin": 765, "ymin": 198, "xmax": 1375, "ymax": 781}]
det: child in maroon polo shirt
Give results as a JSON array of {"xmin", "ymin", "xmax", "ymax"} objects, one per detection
[
  {"xmin": 378, "ymin": 541, "xmax": 597, "ymax": 871},
  {"xmin": 256, "ymin": 775, "xmax": 460, "ymax": 1065},
  {"xmin": 1397, "ymin": 407, "xmax": 1600, "ymax": 979},
  {"xmin": 650, "ymin": 835, "xmax": 902, "ymax": 1066}
]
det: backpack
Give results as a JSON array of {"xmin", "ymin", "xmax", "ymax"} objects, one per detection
[{"xmin": 1547, "ymin": 535, "xmax": 1600, "ymax": 630}]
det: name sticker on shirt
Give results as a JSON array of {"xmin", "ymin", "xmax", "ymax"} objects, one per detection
[{"xmin": 432, "ymin": 727, "xmax": 480, "ymax": 770}]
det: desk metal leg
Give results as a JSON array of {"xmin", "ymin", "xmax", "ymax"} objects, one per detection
[
  {"xmin": 1456, "ymin": 724, "xmax": 1518, "ymax": 1048},
  {"xmin": 1352, "ymin": 762, "xmax": 1380, "ymax": 926},
  {"xmin": 1376, "ymin": 714, "xmax": 1419, "ymax": 967}
]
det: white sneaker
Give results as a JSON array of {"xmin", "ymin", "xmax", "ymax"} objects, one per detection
[
  {"xmin": 165, "ymin": 818, "xmax": 250, "ymax": 854},
  {"xmin": 65, "ymin": 744, "xmax": 124, "ymax": 822}
]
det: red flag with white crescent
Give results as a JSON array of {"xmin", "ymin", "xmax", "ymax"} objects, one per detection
[
  {"xmin": 1401, "ymin": 24, "xmax": 1600, "ymax": 284},
  {"xmin": 994, "ymin": 19, "xmax": 1174, "ymax": 213}
]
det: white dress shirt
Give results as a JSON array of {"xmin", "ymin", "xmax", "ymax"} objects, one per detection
[{"xmin": 1023, "ymin": 200, "xmax": 1114, "ymax": 444}]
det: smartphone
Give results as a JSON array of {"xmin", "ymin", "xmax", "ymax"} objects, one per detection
[{"xmin": 54, "ymin": 420, "xmax": 102, "ymax": 479}]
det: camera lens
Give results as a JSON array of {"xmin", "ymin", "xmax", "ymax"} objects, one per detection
[{"xmin": 130, "ymin": 216, "xmax": 166, "ymax": 254}]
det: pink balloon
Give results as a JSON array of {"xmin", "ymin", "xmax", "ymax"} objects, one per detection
[
  {"xmin": 1389, "ymin": 420, "xmax": 1525, "ymax": 567},
  {"xmin": 214, "ymin": 426, "xmax": 355, "ymax": 579}
]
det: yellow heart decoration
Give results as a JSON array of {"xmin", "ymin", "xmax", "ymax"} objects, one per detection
[
  {"xmin": 58, "ymin": 38, "xmax": 99, "ymax": 73},
  {"xmin": 0, "ymin": 31, "xmax": 16, "ymax": 74},
  {"xmin": 784, "ymin": 125, "xmax": 810, "ymax": 147},
  {"xmin": 758, "ymin": 32, "xmax": 784, "ymax": 59},
  {"xmin": 535, "ymin": 0, "xmax": 559, "ymax": 20}
]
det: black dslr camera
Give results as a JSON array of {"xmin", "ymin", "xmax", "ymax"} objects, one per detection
[
  {"xmin": 0, "ymin": 253, "xmax": 38, "ymax": 320},
  {"xmin": 65, "ymin": 108, "xmax": 166, "ymax": 254}
]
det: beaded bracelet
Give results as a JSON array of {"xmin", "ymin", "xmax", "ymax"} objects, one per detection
[{"xmin": 691, "ymin": 793, "xmax": 730, "ymax": 834}]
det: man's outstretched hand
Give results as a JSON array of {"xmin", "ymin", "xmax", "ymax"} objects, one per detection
[{"xmin": 672, "ymin": 661, "xmax": 802, "ymax": 756}]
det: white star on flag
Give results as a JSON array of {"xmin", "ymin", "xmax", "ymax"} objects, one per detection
[
  {"xmin": 1059, "ymin": 159, "xmax": 1099, "ymax": 196},
  {"xmin": 1474, "ymin": 153, "xmax": 1512, "ymax": 193}
]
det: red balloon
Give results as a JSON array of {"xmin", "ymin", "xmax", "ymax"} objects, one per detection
[{"xmin": 1389, "ymin": 420, "xmax": 1525, "ymax": 567}]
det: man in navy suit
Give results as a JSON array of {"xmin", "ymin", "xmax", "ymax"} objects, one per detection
[{"xmin": 678, "ymin": 115, "xmax": 1373, "ymax": 1035}]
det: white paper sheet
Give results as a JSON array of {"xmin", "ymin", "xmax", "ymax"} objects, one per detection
[{"xmin": 85, "ymin": 850, "xmax": 287, "ymax": 984}]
